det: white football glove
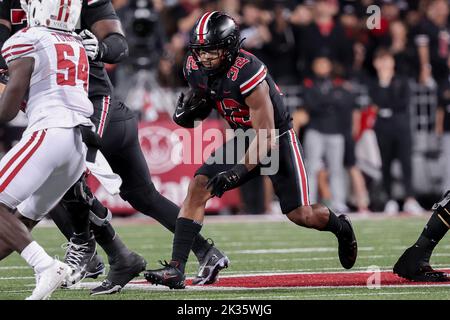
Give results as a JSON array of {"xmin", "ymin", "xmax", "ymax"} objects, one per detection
[{"xmin": 79, "ymin": 29, "xmax": 100, "ymax": 60}]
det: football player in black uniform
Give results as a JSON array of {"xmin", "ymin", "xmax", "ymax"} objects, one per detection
[
  {"xmin": 144, "ymin": 12, "xmax": 358, "ymax": 289},
  {"xmin": 0, "ymin": 0, "xmax": 228, "ymax": 294},
  {"xmin": 393, "ymin": 191, "xmax": 450, "ymax": 282}
]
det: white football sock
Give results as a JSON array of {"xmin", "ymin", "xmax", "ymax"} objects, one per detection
[{"xmin": 20, "ymin": 241, "xmax": 54, "ymax": 273}]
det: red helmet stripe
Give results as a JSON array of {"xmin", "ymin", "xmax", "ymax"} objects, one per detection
[
  {"xmin": 57, "ymin": 0, "xmax": 66, "ymax": 21},
  {"xmin": 64, "ymin": 0, "xmax": 72, "ymax": 22},
  {"xmin": 198, "ymin": 11, "xmax": 215, "ymax": 44}
]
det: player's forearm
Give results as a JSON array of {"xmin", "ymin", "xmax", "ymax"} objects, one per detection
[
  {"xmin": 240, "ymin": 82, "xmax": 276, "ymax": 171},
  {"xmin": 0, "ymin": 84, "xmax": 22, "ymax": 122},
  {"xmin": 96, "ymin": 32, "xmax": 128, "ymax": 64},
  {"xmin": 241, "ymin": 125, "xmax": 275, "ymax": 172},
  {"xmin": 0, "ymin": 58, "xmax": 32, "ymax": 123}
]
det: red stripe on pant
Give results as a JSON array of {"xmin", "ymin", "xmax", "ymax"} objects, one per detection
[
  {"xmin": 0, "ymin": 130, "xmax": 46, "ymax": 192},
  {"xmin": 289, "ymin": 129, "xmax": 310, "ymax": 206},
  {"xmin": 0, "ymin": 131, "xmax": 38, "ymax": 179},
  {"xmin": 97, "ymin": 96, "xmax": 110, "ymax": 137}
]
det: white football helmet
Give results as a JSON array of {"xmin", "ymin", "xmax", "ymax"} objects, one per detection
[
  {"xmin": 20, "ymin": 0, "xmax": 28, "ymax": 14},
  {"xmin": 27, "ymin": 0, "xmax": 82, "ymax": 32}
]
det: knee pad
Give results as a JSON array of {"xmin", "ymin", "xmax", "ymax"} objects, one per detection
[
  {"xmin": 432, "ymin": 190, "xmax": 450, "ymax": 227},
  {"xmin": 62, "ymin": 174, "xmax": 94, "ymax": 207}
]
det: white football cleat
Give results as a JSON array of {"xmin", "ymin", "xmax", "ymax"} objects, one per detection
[
  {"xmin": 403, "ymin": 198, "xmax": 425, "ymax": 216},
  {"xmin": 26, "ymin": 259, "xmax": 72, "ymax": 300},
  {"xmin": 384, "ymin": 199, "xmax": 399, "ymax": 216}
]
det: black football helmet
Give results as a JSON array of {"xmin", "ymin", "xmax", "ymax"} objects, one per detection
[{"xmin": 189, "ymin": 11, "xmax": 240, "ymax": 76}]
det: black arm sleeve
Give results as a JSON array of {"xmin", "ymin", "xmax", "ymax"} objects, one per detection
[
  {"xmin": 96, "ymin": 33, "xmax": 129, "ymax": 64},
  {"xmin": 0, "ymin": 24, "xmax": 11, "ymax": 69},
  {"xmin": 82, "ymin": 0, "xmax": 118, "ymax": 28}
]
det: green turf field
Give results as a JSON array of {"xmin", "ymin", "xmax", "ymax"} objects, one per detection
[{"xmin": 1, "ymin": 214, "xmax": 449, "ymax": 300}]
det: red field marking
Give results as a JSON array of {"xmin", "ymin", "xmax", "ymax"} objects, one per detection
[{"xmin": 132, "ymin": 270, "xmax": 450, "ymax": 288}]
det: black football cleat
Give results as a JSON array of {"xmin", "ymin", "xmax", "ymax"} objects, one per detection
[
  {"xmin": 90, "ymin": 251, "xmax": 147, "ymax": 295},
  {"xmin": 62, "ymin": 235, "xmax": 105, "ymax": 287},
  {"xmin": 394, "ymin": 246, "xmax": 450, "ymax": 282},
  {"xmin": 337, "ymin": 214, "xmax": 358, "ymax": 269},
  {"xmin": 144, "ymin": 260, "xmax": 186, "ymax": 289},
  {"xmin": 84, "ymin": 253, "xmax": 105, "ymax": 280},
  {"xmin": 192, "ymin": 242, "xmax": 229, "ymax": 285}
]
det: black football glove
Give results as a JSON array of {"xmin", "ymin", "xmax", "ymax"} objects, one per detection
[
  {"xmin": 206, "ymin": 164, "xmax": 249, "ymax": 198},
  {"xmin": 173, "ymin": 89, "xmax": 212, "ymax": 128}
]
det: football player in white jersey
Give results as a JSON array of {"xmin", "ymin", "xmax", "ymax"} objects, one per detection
[{"xmin": 0, "ymin": 0, "xmax": 93, "ymax": 299}]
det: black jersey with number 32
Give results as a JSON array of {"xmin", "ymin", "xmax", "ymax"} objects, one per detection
[{"xmin": 184, "ymin": 49, "xmax": 291, "ymax": 132}]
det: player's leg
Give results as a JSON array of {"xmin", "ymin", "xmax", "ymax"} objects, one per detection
[
  {"xmin": 47, "ymin": 98, "xmax": 145, "ymax": 291},
  {"xmin": 0, "ymin": 201, "xmax": 66, "ymax": 300},
  {"xmin": 393, "ymin": 191, "xmax": 450, "ymax": 281},
  {"xmin": 0, "ymin": 130, "xmax": 52, "ymax": 260},
  {"xmin": 272, "ymin": 129, "xmax": 357, "ymax": 269},
  {"xmin": 142, "ymin": 174, "xmax": 218, "ymax": 289},
  {"xmin": 88, "ymin": 195, "xmax": 147, "ymax": 295},
  {"xmin": 101, "ymin": 113, "xmax": 227, "ymax": 284},
  {"xmin": 108, "ymin": 114, "xmax": 218, "ymax": 257},
  {"xmin": 0, "ymin": 205, "xmax": 34, "ymax": 258},
  {"xmin": 50, "ymin": 94, "xmax": 112, "ymax": 246},
  {"xmin": 0, "ymin": 206, "xmax": 69, "ymax": 300},
  {"xmin": 56, "ymin": 176, "xmax": 108, "ymax": 286},
  {"xmin": 0, "ymin": 210, "xmax": 39, "ymax": 260},
  {"xmin": 142, "ymin": 136, "xmax": 253, "ymax": 289},
  {"xmin": 0, "ymin": 128, "xmax": 86, "ymax": 299}
]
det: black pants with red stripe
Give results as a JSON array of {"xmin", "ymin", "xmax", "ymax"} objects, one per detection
[{"xmin": 195, "ymin": 128, "xmax": 310, "ymax": 214}]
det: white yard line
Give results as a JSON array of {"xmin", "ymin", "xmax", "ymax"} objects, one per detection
[
  {"xmin": 72, "ymin": 282, "xmax": 450, "ymax": 292},
  {"xmin": 0, "ymin": 266, "xmax": 30, "ymax": 270},
  {"xmin": 0, "ymin": 276, "xmax": 34, "ymax": 280},
  {"xmin": 229, "ymin": 247, "xmax": 374, "ymax": 254},
  {"xmin": 33, "ymin": 212, "xmax": 433, "ymax": 229}
]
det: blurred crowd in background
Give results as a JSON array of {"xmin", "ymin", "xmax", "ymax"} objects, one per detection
[{"xmin": 2, "ymin": 0, "xmax": 450, "ymax": 215}]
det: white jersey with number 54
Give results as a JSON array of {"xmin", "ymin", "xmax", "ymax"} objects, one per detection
[{"xmin": 1, "ymin": 26, "xmax": 93, "ymax": 134}]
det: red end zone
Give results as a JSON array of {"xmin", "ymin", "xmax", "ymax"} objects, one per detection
[{"xmin": 132, "ymin": 270, "xmax": 450, "ymax": 288}]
